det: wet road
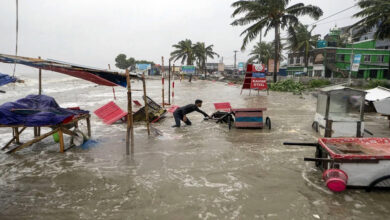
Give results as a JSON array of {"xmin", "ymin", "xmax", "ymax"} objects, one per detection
[{"xmin": 0, "ymin": 75, "xmax": 390, "ymax": 219}]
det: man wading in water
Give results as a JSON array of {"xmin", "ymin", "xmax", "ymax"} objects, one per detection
[{"xmin": 172, "ymin": 99, "xmax": 209, "ymax": 127}]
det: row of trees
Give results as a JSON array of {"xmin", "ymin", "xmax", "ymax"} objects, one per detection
[
  {"xmin": 115, "ymin": 54, "xmax": 154, "ymax": 70},
  {"xmin": 231, "ymin": 0, "xmax": 390, "ymax": 82},
  {"xmin": 170, "ymin": 39, "xmax": 219, "ymax": 74}
]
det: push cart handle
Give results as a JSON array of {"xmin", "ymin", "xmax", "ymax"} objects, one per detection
[
  {"xmin": 304, "ymin": 157, "xmax": 333, "ymax": 162},
  {"xmin": 283, "ymin": 142, "xmax": 319, "ymax": 147}
]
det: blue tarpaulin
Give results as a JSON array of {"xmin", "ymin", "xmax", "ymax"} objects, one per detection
[
  {"xmin": 0, "ymin": 73, "xmax": 16, "ymax": 86},
  {"xmin": 0, "ymin": 95, "xmax": 89, "ymax": 126}
]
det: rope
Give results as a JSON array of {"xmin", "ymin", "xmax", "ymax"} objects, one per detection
[{"xmin": 12, "ymin": 0, "xmax": 19, "ymax": 77}]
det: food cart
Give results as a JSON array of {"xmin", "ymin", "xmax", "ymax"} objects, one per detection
[
  {"xmin": 209, "ymin": 102, "xmax": 271, "ymax": 130},
  {"xmin": 284, "ymin": 138, "xmax": 390, "ymax": 192},
  {"xmin": 312, "ymin": 86, "xmax": 367, "ymax": 137}
]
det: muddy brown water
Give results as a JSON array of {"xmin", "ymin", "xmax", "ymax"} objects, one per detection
[{"xmin": 0, "ymin": 75, "xmax": 389, "ymax": 219}]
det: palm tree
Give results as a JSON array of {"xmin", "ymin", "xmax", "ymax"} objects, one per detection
[
  {"xmin": 248, "ymin": 41, "xmax": 285, "ymax": 67},
  {"xmin": 170, "ymin": 39, "xmax": 194, "ymax": 65},
  {"xmin": 287, "ymin": 23, "xmax": 320, "ymax": 73},
  {"xmin": 231, "ymin": 0, "xmax": 323, "ymax": 82},
  {"xmin": 194, "ymin": 42, "xmax": 219, "ymax": 78},
  {"xmin": 352, "ymin": 0, "xmax": 390, "ymax": 40}
]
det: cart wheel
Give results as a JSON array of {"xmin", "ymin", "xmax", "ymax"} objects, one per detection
[
  {"xmin": 366, "ymin": 175, "xmax": 390, "ymax": 192},
  {"xmin": 265, "ymin": 117, "xmax": 271, "ymax": 129},
  {"xmin": 312, "ymin": 121, "xmax": 319, "ymax": 132}
]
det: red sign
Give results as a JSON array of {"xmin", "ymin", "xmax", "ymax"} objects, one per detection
[
  {"xmin": 246, "ymin": 64, "xmax": 265, "ymax": 73},
  {"xmin": 250, "ymin": 78, "xmax": 267, "ymax": 90}
]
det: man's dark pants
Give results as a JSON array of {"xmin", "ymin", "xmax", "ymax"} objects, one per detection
[{"xmin": 173, "ymin": 111, "xmax": 192, "ymax": 127}]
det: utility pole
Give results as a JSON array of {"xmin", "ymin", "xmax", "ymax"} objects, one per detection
[{"xmin": 234, "ymin": 50, "xmax": 238, "ymax": 70}]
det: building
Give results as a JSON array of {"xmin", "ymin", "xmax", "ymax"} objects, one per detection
[{"xmin": 287, "ymin": 27, "xmax": 390, "ymax": 79}]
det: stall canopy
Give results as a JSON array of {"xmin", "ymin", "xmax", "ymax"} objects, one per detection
[
  {"xmin": 0, "ymin": 54, "xmax": 138, "ymax": 87},
  {"xmin": 0, "ymin": 72, "xmax": 17, "ymax": 86},
  {"xmin": 365, "ymin": 87, "xmax": 390, "ymax": 102}
]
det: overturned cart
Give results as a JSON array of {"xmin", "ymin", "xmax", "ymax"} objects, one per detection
[
  {"xmin": 133, "ymin": 96, "xmax": 167, "ymax": 123},
  {"xmin": 284, "ymin": 138, "xmax": 390, "ymax": 192}
]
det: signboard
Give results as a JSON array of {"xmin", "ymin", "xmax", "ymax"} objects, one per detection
[
  {"xmin": 268, "ymin": 59, "xmax": 280, "ymax": 73},
  {"xmin": 238, "ymin": 62, "xmax": 245, "ymax": 71},
  {"xmin": 136, "ymin": 63, "xmax": 151, "ymax": 70},
  {"xmin": 218, "ymin": 63, "xmax": 225, "ymax": 72},
  {"xmin": 182, "ymin": 65, "xmax": 196, "ymax": 74},
  {"xmin": 351, "ymin": 54, "xmax": 362, "ymax": 72},
  {"xmin": 250, "ymin": 78, "xmax": 267, "ymax": 90},
  {"xmin": 246, "ymin": 64, "xmax": 265, "ymax": 72},
  {"xmin": 317, "ymin": 40, "xmax": 327, "ymax": 48},
  {"xmin": 252, "ymin": 72, "xmax": 266, "ymax": 78}
]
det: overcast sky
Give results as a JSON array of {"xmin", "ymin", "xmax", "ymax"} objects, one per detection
[{"xmin": 0, "ymin": 0, "xmax": 360, "ymax": 74}]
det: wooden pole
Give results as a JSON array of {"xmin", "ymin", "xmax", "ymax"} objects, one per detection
[
  {"xmin": 162, "ymin": 56, "xmax": 165, "ymax": 107},
  {"xmin": 168, "ymin": 60, "xmax": 171, "ymax": 105},
  {"xmin": 125, "ymin": 69, "xmax": 134, "ymax": 155},
  {"xmin": 142, "ymin": 74, "xmax": 150, "ymax": 135},
  {"xmin": 38, "ymin": 56, "xmax": 42, "ymax": 95},
  {"xmin": 58, "ymin": 128, "xmax": 65, "ymax": 153}
]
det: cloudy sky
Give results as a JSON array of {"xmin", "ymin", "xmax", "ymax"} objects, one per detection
[{"xmin": 0, "ymin": 0, "xmax": 360, "ymax": 73}]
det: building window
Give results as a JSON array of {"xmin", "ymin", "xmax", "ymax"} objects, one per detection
[
  {"xmin": 289, "ymin": 57, "xmax": 294, "ymax": 65},
  {"xmin": 297, "ymin": 57, "xmax": 301, "ymax": 64},
  {"xmin": 314, "ymin": 70, "xmax": 322, "ymax": 77},
  {"xmin": 309, "ymin": 57, "xmax": 313, "ymax": 64},
  {"xmin": 364, "ymin": 55, "xmax": 371, "ymax": 62},
  {"xmin": 378, "ymin": 55, "xmax": 385, "ymax": 63},
  {"xmin": 337, "ymin": 54, "xmax": 345, "ymax": 62}
]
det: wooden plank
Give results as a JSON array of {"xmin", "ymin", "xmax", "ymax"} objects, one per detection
[
  {"xmin": 6, "ymin": 128, "xmax": 59, "ymax": 154},
  {"xmin": 235, "ymin": 122, "xmax": 263, "ymax": 128},
  {"xmin": 142, "ymin": 75, "xmax": 150, "ymax": 135},
  {"xmin": 235, "ymin": 112, "xmax": 263, "ymax": 117},
  {"xmin": 14, "ymin": 127, "xmax": 20, "ymax": 144},
  {"xmin": 1, "ymin": 127, "xmax": 27, "ymax": 150},
  {"xmin": 86, "ymin": 116, "xmax": 91, "ymax": 138},
  {"xmin": 58, "ymin": 128, "xmax": 64, "ymax": 153}
]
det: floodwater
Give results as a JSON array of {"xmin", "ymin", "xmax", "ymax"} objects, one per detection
[{"xmin": 0, "ymin": 74, "xmax": 390, "ymax": 219}]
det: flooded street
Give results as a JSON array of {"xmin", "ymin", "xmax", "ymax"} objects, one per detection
[{"xmin": 1, "ymin": 74, "xmax": 390, "ymax": 219}]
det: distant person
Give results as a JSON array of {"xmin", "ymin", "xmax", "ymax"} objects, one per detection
[{"xmin": 172, "ymin": 99, "xmax": 209, "ymax": 127}]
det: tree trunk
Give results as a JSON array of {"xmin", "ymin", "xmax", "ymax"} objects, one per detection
[
  {"xmin": 204, "ymin": 58, "xmax": 207, "ymax": 79},
  {"xmin": 273, "ymin": 24, "xmax": 280, "ymax": 83},
  {"xmin": 305, "ymin": 43, "xmax": 309, "ymax": 76}
]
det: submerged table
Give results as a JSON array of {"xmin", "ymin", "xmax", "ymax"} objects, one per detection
[{"xmin": 0, "ymin": 114, "xmax": 91, "ymax": 153}]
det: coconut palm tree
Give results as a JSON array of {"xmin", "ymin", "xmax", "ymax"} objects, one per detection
[
  {"xmin": 287, "ymin": 23, "xmax": 320, "ymax": 72},
  {"xmin": 231, "ymin": 0, "xmax": 323, "ymax": 82},
  {"xmin": 248, "ymin": 41, "xmax": 285, "ymax": 66},
  {"xmin": 170, "ymin": 39, "xmax": 195, "ymax": 65},
  {"xmin": 352, "ymin": 0, "xmax": 390, "ymax": 40},
  {"xmin": 194, "ymin": 42, "xmax": 219, "ymax": 77}
]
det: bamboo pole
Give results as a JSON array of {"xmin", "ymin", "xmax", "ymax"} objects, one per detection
[
  {"xmin": 168, "ymin": 60, "xmax": 171, "ymax": 105},
  {"xmin": 125, "ymin": 69, "xmax": 134, "ymax": 155},
  {"xmin": 38, "ymin": 56, "xmax": 42, "ymax": 95},
  {"xmin": 142, "ymin": 74, "xmax": 150, "ymax": 135},
  {"xmin": 162, "ymin": 56, "xmax": 165, "ymax": 107}
]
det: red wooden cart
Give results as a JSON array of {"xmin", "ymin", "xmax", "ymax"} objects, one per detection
[{"xmin": 285, "ymin": 137, "xmax": 390, "ymax": 192}]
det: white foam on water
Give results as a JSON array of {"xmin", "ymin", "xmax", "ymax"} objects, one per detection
[{"xmin": 301, "ymin": 168, "xmax": 333, "ymax": 195}]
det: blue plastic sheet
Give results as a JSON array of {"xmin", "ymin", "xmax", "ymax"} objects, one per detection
[
  {"xmin": 0, "ymin": 73, "xmax": 16, "ymax": 86},
  {"xmin": 0, "ymin": 95, "xmax": 89, "ymax": 126}
]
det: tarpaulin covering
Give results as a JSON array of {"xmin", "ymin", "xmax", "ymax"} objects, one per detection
[
  {"xmin": 0, "ymin": 95, "xmax": 89, "ymax": 126},
  {"xmin": 0, "ymin": 72, "xmax": 16, "ymax": 86},
  {"xmin": 0, "ymin": 54, "xmax": 139, "ymax": 87}
]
